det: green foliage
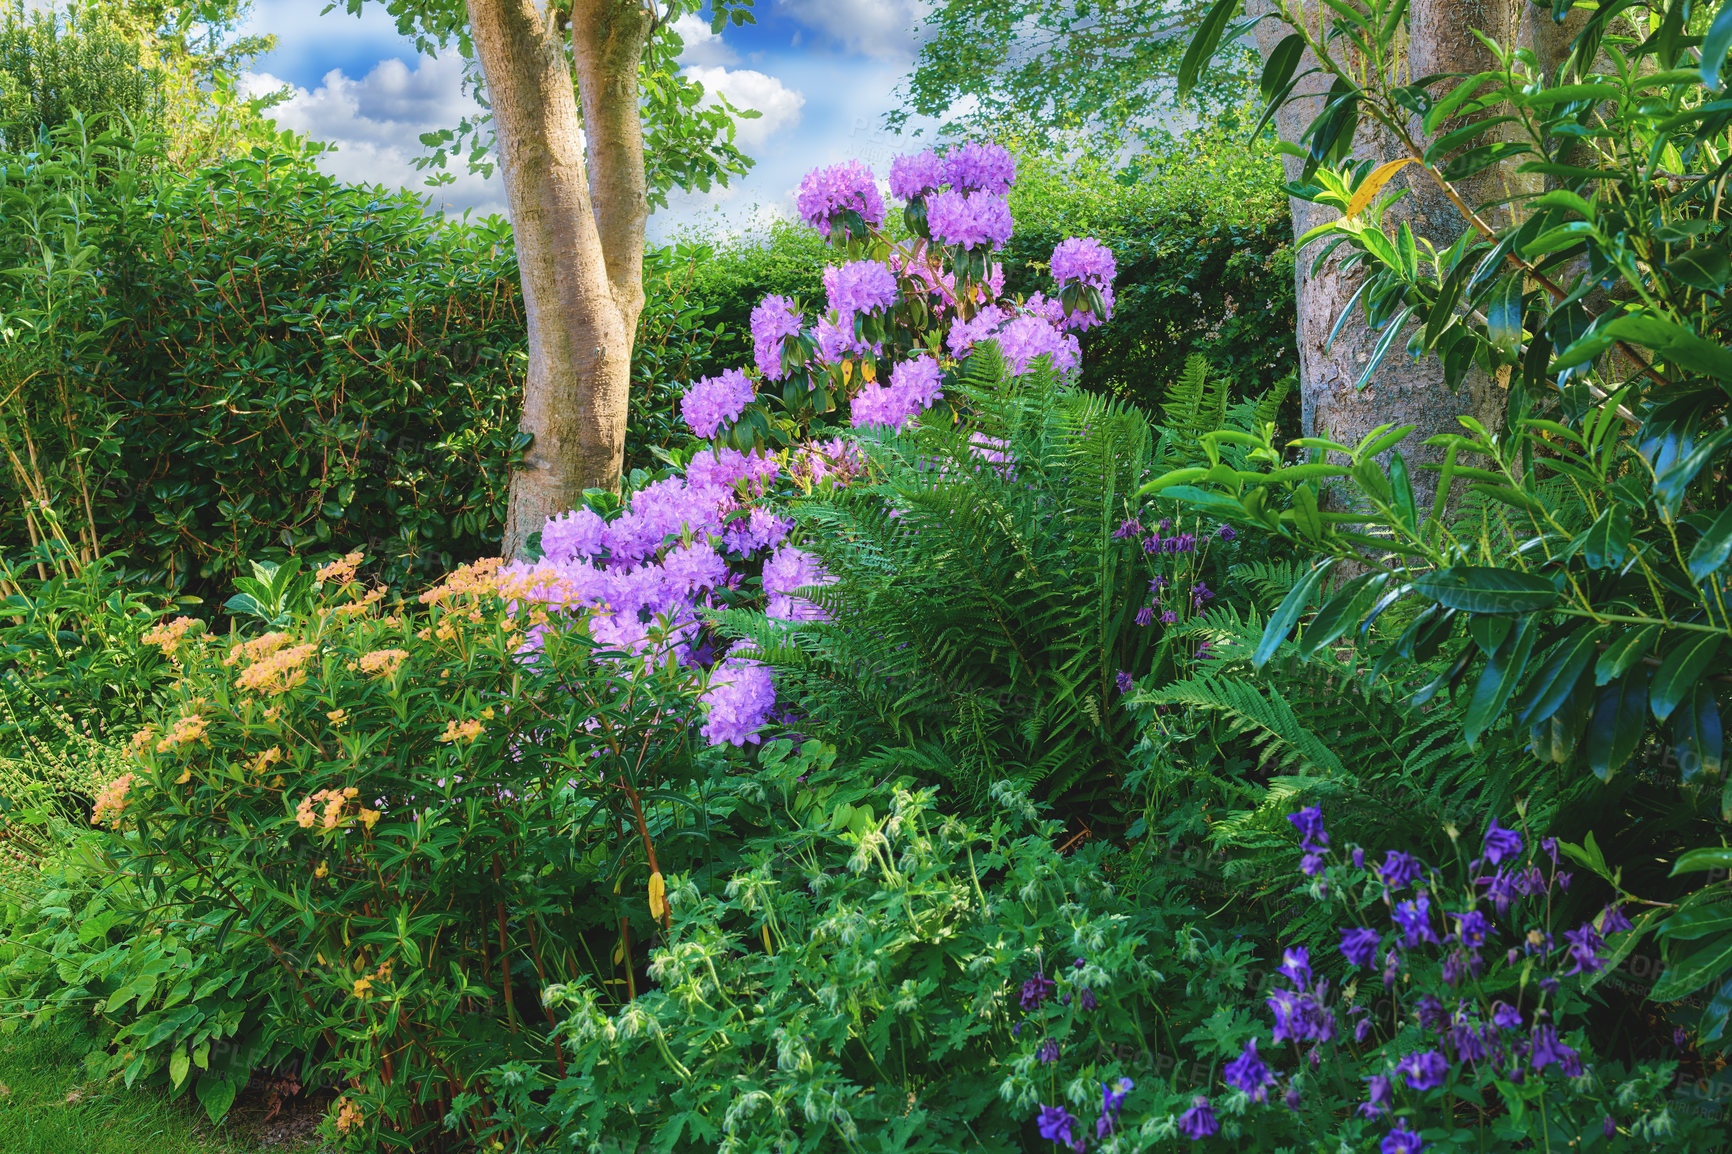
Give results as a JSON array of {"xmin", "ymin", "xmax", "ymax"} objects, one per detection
[
  {"xmin": 0, "ymin": 1, "xmax": 160, "ymax": 150},
  {"xmin": 711, "ymin": 351, "xmax": 1268, "ymax": 811},
  {"xmin": 0, "ymin": 125, "xmax": 715, "ymax": 599},
  {"xmin": 890, "ymin": 0, "xmax": 1258, "ymax": 149},
  {"xmin": 0, "ymin": 557, "xmax": 740, "ymax": 1145}
]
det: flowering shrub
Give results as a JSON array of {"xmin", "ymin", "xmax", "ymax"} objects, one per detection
[
  {"xmin": 37, "ymin": 555, "xmax": 745, "ymax": 1145},
  {"xmin": 1022, "ymin": 806, "xmax": 1714, "ymax": 1150}
]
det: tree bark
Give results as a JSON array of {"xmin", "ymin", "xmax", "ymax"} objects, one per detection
[
  {"xmin": 465, "ymin": 0, "xmax": 652, "ymax": 559},
  {"xmin": 1247, "ymin": 0, "xmax": 1525, "ymax": 514}
]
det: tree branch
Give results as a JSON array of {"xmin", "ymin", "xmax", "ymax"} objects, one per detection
[{"xmin": 570, "ymin": 0, "xmax": 652, "ymax": 328}]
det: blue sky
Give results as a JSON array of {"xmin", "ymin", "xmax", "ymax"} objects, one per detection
[{"xmin": 239, "ymin": 1, "xmax": 940, "ymax": 238}]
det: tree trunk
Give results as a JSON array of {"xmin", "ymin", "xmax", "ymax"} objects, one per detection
[
  {"xmin": 465, "ymin": 0, "xmax": 651, "ymax": 559},
  {"xmin": 1248, "ymin": 0, "xmax": 1530, "ymax": 513}
]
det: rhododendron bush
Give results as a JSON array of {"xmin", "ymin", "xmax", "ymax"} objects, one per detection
[{"xmin": 504, "ymin": 141, "xmax": 1118, "ymax": 754}]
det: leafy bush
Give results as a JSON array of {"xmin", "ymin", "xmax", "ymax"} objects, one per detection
[
  {"xmin": 3, "ymin": 554, "xmax": 744, "ymax": 1146},
  {"xmin": 0, "ymin": 128, "xmax": 721, "ymax": 599}
]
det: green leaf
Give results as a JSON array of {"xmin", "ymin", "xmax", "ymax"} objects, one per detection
[
  {"xmin": 1687, "ymin": 504, "xmax": 1732, "ymax": 582},
  {"xmin": 1596, "ymin": 624, "xmax": 1659, "ymax": 686},
  {"xmin": 1667, "ymin": 247, "xmax": 1730, "ymax": 296},
  {"xmin": 1581, "ymin": 505, "xmax": 1632, "ymax": 570},
  {"xmin": 1298, "ymin": 572, "xmax": 1381, "ymax": 656},
  {"xmin": 1484, "ymin": 274, "xmax": 1523, "ymax": 357},
  {"xmin": 1587, "ymin": 666, "xmax": 1651, "ymax": 780},
  {"xmin": 195, "ymin": 1074, "xmax": 238, "ymax": 1123},
  {"xmin": 1412, "ymin": 567, "xmax": 1558, "ymax": 613},
  {"xmin": 1254, "ymin": 559, "xmax": 1338, "ymax": 670},
  {"xmin": 1517, "ymin": 625, "xmax": 1604, "ymax": 726},
  {"xmin": 1672, "ymin": 847, "xmax": 1732, "ymax": 875},
  {"xmin": 169, "ymin": 1046, "xmax": 191, "ymax": 1090},
  {"xmin": 1651, "ymin": 936, "xmax": 1732, "ymax": 1001},
  {"xmin": 1703, "ymin": 0, "xmax": 1732, "ymax": 90},
  {"xmin": 1179, "ymin": 0, "xmax": 1241, "ymax": 97},
  {"xmin": 1261, "ymin": 34, "xmax": 1307, "ymax": 101},
  {"xmin": 1465, "ymin": 617, "xmax": 1537, "ymax": 747},
  {"xmin": 1651, "ymin": 634, "xmax": 1722, "ymax": 722}
]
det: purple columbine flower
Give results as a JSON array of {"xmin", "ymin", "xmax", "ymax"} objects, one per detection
[
  {"xmin": 1300, "ymin": 852, "xmax": 1325, "ymax": 876},
  {"xmin": 1392, "ymin": 894, "xmax": 1440, "ymax": 947},
  {"xmin": 1603, "ymin": 1114, "xmax": 1617, "ymax": 1137},
  {"xmin": 1218, "ymin": 524, "xmax": 1237, "ymax": 541},
  {"xmin": 1561, "ymin": 923, "xmax": 1606, "ymax": 976},
  {"xmin": 1268, "ymin": 987, "xmax": 1337, "ymax": 1044},
  {"xmin": 1096, "ymin": 1077, "xmax": 1133, "ymax": 1139},
  {"xmin": 1530, "ymin": 1025, "xmax": 1584, "ymax": 1076},
  {"xmin": 1491, "ymin": 1002, "xmax": 1522, "ymax": 1030},
  {"xmin": 1415, "ymin": 995, "xmax": 1448, "ymax": 1031},
  {"xmin": 1475, "ymin": 867, "xmax": 1521, "ymax": 916},
  {"xmin": 1358, "ymin": 1074, "xmax": 1392, "ymax": 1118},
  {"xmin": 1149, "ymin": 575, "xmax": 1168, "ymax": 592},
  {"xmin": 1115, "ymin": 670, "xmax": 1134, "ymax": 694},
  {"xmin": 1449, "ymin": 1021, "xmax": 1489, "ymax": 1063},
  {"xmin": 1284, "ymin": 1082, "xmax": 1302, "ymax": 1110},
  {"xmin": 1073, "ymin": 956, "xmax": 1086, "ymax": 970},
  {"xmin": 1601, "ymin": 903, "xmax": 1633, "ymax": 934},
  {"xmin": 1482, "ymin": 818, "xmax": 1524, "ymax": 866},
  {"xmin": 1143, "ymin": 534, "xmax": 1164, "ymax": 553},
  {"xmin": 1038, "ymin": 1038, "xmax": 1060, "ymax": 1063},
  {"xmin": 1382, "ymin": 1122, "xmax": 1425, "ymax": 1154},
  {"xmin": 1021, "ymin": 970, "xmax": 1056, "ymax": 1010},
  {"xmin": 1176, "ymin": 1096, "xmax": 1219, "ymax": 1140},
  {"xmin": 1382, "ymin": 949, "xmax": 1403, "ymax": 989},
  {"xmin": 1190, "ymin": 581, "xmax": 1213, "ymax": 609},
  {"xmin": 1160, "ymin": 609, "xmax": 1178, "ymax": 624},
  {"xmin": 1377, "ymin": 850, "xmax": 1423, "ymax": 890},
  {"xmin": 1453, "ymin": 909, "xmax": 1493, "ymax": 949},
  {"xmin": 1352, "ymin": 846, "xmax": 1366, "ymax": 869},
  {"xmin": 1037, "ymin": 1103, "xmax": 1082, "ymax": 1150},
  {"xmin": 1079, "ymin": 988, "xmax": 1098, "ymax": 1011},
  {"xmin": 1113, "ymin": 519, "xmax": 1143, "ymax": 539},
  {"xmin": 1278, "ymin": 947, "xmax": 1313, "ymax": 988},
  {"xmin": 1287, "ymin": 806, "xmax": 1328, "ymax": 852},
  {"xmin": 1224, "ymin": 1038, "xmax": 1276, "ymax": 1103},
  {"xmin": 1136, "ymin": 605, "xmax": 1155, "ymax": 626},
  {"xmin": 1396, "ymin": 1049, "xmax": 1449, "ymax": 1091}
]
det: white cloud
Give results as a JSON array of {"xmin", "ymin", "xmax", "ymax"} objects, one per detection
[
  {"xmin": 669, "ymin": 13, "xmax": 738, "ymax": 66},
  {"xmin": 682, "ymin": 64, "xmax": 804, "ymax": 152},
  {"xmin": 773, "ymin": 0, "xmax": 931, "ymax": 60},
  {"xmin": 244, "ymin": 55, "xmax": 505, "ymax": 218}
]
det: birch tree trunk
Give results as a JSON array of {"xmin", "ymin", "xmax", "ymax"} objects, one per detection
[
  {"xmin": 464, "ymin": 0, "xmax": 652, "ymax": 559},
  {"xmin": 1247, "ymin": 0, "xmax": 1537, "ymax": 511}
]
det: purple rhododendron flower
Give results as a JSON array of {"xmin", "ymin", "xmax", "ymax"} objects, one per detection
[
  {"xmin": 1341, "ymin": 927, "xmax": 1382, "ymax": 968},
  {"xmin": 852, "ymin": 354, "xmax": 945, "ymax": 432},
  {"xmin": 1287, "ymin": 805, "xmax": 1328, "ymax": 851},
  {"xmin": 824, "ymin": 259, "xmax": 899, "ymax": 316},
  {"xmin": 680, "ymin": 368, "xmax": 754, "ymax": 438},
  {"xmin": 944, "ymin": 141, "xmax": 1016, "ymax": 194},
  {"xmin": 1050, "ymin": 235, "xmax": 1116, "ymax": 288},
  {"xmin": 1224, "ymin": 1038, "xmax": 1275, "ymax": 1103},
  {"xmin": 762, "ymin": 545, "xmax": 833, "ymax": 622},
  {"xmin": 991, "ymin": 313, "xmax": 1081, "ymax": 376},
  {"xmin": 1176, "ymin": 1096, "xmax": 1219, "ymax": 1140},
  {"xmin": 1483, "ymin": 818, "xmax": 1524, "ymax": 865},
  {"xmin": 797, "ymin": 160, "xmax": 884, "ymax": 235},
  {"xmin": 889, "ymin": 148, "xmax": 948, "ymax": 199},
  {"xmin": 927, "ymin": 189, "xmax": 1014, "ymax": 250},
  {"xmin": 1396, "ymin": 1049, "xmax": 1449, "ymax": 1091},
  {"xmin": 541, "ymin": 507, "xmax": 608, "ymax": 562},
  {"xmin": 750, "ymin": 294, "xmax": 803, "ymax": 380},
  {"xmin": 1382, "ymin": 1123, "xmax": 1425, "ymax": 1154},
  {"xmin": 699, "ymin": 658, "xmax": 775, "ymax": 747},
  {"xmin": 1378, "ymin": 850, "xmax": 1423, "ymax": 889}
]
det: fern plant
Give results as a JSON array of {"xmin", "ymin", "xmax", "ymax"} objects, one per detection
[{"xmin": 713, "ymin": 348, "xmax": 1274, "ymax": 812}]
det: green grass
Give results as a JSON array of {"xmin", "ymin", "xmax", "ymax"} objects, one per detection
[{"xmin": 0, "ymin": 1023, "xmax": 298, "ymax": 1153}]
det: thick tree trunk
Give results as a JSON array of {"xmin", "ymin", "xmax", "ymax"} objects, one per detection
[
  {"xmin": 1248, "ymin": 0, "xmax": 1525, "ymax": 513},
  {"xmin": 465, "ymin": 0, "xmax": 651, "ymax": 559}
]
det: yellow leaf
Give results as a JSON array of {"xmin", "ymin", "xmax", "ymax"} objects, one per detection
[
  {"xmin": 860, "ymin": 359, "xmax": 877, "ymax": 383},
  {"xmin": 612, "ymin": 938, "xmax": 625, "ymax": 966},
  {"xmin": 1345, "ymin": 158, "xmax": 1416, "ymax": 220},
  {"xmin": 648, "ymin": 871, "xmax": 667, "ymax": 920}
]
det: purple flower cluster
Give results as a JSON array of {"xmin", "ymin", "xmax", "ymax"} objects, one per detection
[
  {"xmin": 761, "ymin": 544, "xmax": 833, "ymax": 623},
  {"xmin": 1050, "ymin": 236, "xmax": 1117, "ymax": 289},
  {"xmin": 926, "ymin": 189, "xmax": 1014, "ymax": 251},
  {"xmin": 680, "ymin": 368, "xmax": 754, "ymax": 438},
  {"xmin": 944, "ymin": 141, "xmax": 1017, "ymax": 194},
  {"xmin": 1143, "ymin": 531, "xmax": 1197, "ymax": 554},
  {"xmin": 750, "ymin": 294, "xmax": 802, "ymax": 380},
  {"xmin": 700, "ymin": 658, "xmax": 776, "ymax": 747},
  {"xmin": 796, "ymin": 160, "xmax": 885, "ymax": 235},
  {"xmin": 851, "ymin": 355, "xmax": 943, "ymax": 432},
  {"xmin": 823, "ymin": 259, "xmax": 899, "ymax": 317},
  {"xmin": 990, "ymin": 314, "xmax": 1081, "ymax": 376},
  {"xmin": 889, "ymin": 148, "xmax": 948, "ymax": 199}
]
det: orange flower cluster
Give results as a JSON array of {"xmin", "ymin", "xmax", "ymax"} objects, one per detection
[
  {"xmin": 333, "ymin": 1097, "xmax": 364, "ymax": 1133},
  {"xmin": 224, "ymin": 631, "xmax": 293, "ymax": 667},
  {"xmin": 248, "ymin": 746, "xmax": 283, "ymax": 775},
  {"xmin": 235, "ymin": 642, "xmax": 318, "ymax": 695},
  {"xmin": 91, "ymin": 773, "xmax": 136, "ymax": 828},
  {"xmin": 328, "ymin": 588, "xmax": 385, "ymax": 619},
  {"xmin": 356, "ymin": 648, "xmax": 409, "ymax": 679},
  {"xmin": 315, "ymin": 551, "xmax": 364, "ymax": 585},
  {"xmin": 154, "ymin": 713, "xmax": 208, "ymax": 753},
  {"xmin": 437, "ymin": 717, "xmax": 484, "ymax": 744},
  {"xmin": 141, "ymin": 615, "xmax": 199, "ymax": 655},
  {"xmin": 418, "ymin": 557, "xmax": 504, "ymax": 606},
  {"xmin": 295, "ymin": 786, "xmax": 360, "ymax": 830}
]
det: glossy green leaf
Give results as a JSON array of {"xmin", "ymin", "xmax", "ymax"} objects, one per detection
[
  {"xmin": 1651, "ymin": 936, "xmax": 1732, "ymax": 1001},
  {"xmin": 1178, "ymin": 0, "xmax": 1241, "ymax": 97},
  {"xmin": 1596, "ymin": 624, "xmax": 1659, "ymax": 686},
  {"xmin": 1651, "ymin": 634, "xmax": 1722, "ymax": 722},
  {"xmin": 1412, "ymin": 567, "xmax": 1558, "ymax": 613},
  {"xmin": 1253, "ymin": 559, "xmax": 1338, "ymax": 670},
  {"xmin": 1587, "ymin": 666, "xmax": 1651, "ymax": 780},
  {"xmin": 1465, "ymin": 617, "xmax": 1537, "ymax": 747},
  {"xmin": 1687, "ymin": 504, "xmax": 1732, "ymax": 582}
]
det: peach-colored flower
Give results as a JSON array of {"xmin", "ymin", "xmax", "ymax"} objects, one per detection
[
  {"xmin": 359, "ymin": 808, "xmax": 381, "ymax": 829},
  {"xmin": 128, "ymin": 726, "xmax": 157, "ymax": 755},
  {"xmin": 236, "ymin": 643, "xmax": 317, "ymax": 695},
  {"xmin": 142, "ymin": 616, "xmax": 199, "ymax": 655},
  {"xmin": 249, "ymin": 746, "xmax": 283, "ymax": 775},
  {"xmin": 437, "ymin": 718, "xmax": 484, "ymax": 744},
  {"xmin": 351, "ymin": 975, "xmax": 372, "ymax": 998},
  {"xmin": 224, "ymin": 631, "xmax": 293, "ymax": 668},
  {"xmin": 92, "ymin": 773, "xmax": 136, "ymax": 828},
  {"xmin": 155, "ymin": 714, "xmax": 208, "ymax": 753},
  {"xmin": 315, "ymin": 552, "xmax": 364, "ymax": 585},
  {"xmin": 329, "ymin": 588, "xmax": 384, "ymax": 619},
  {"xmin": 333, "ymin": 1097, "xmax": 363, "ymax": 1133},
  {"xmin": 418, "ymin": 558, "xmax": 504, "ymax": 605},
  {"xmin": 358, "ymin": 649, "xmax": 408, "ymax": 679},
  {"xmin": 313, "ymin": 861, "xmax": 329, "ymax": 879},
  {"xmin": 326, "ymin": 708, "xmax": 349, "ymax": 727}
]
